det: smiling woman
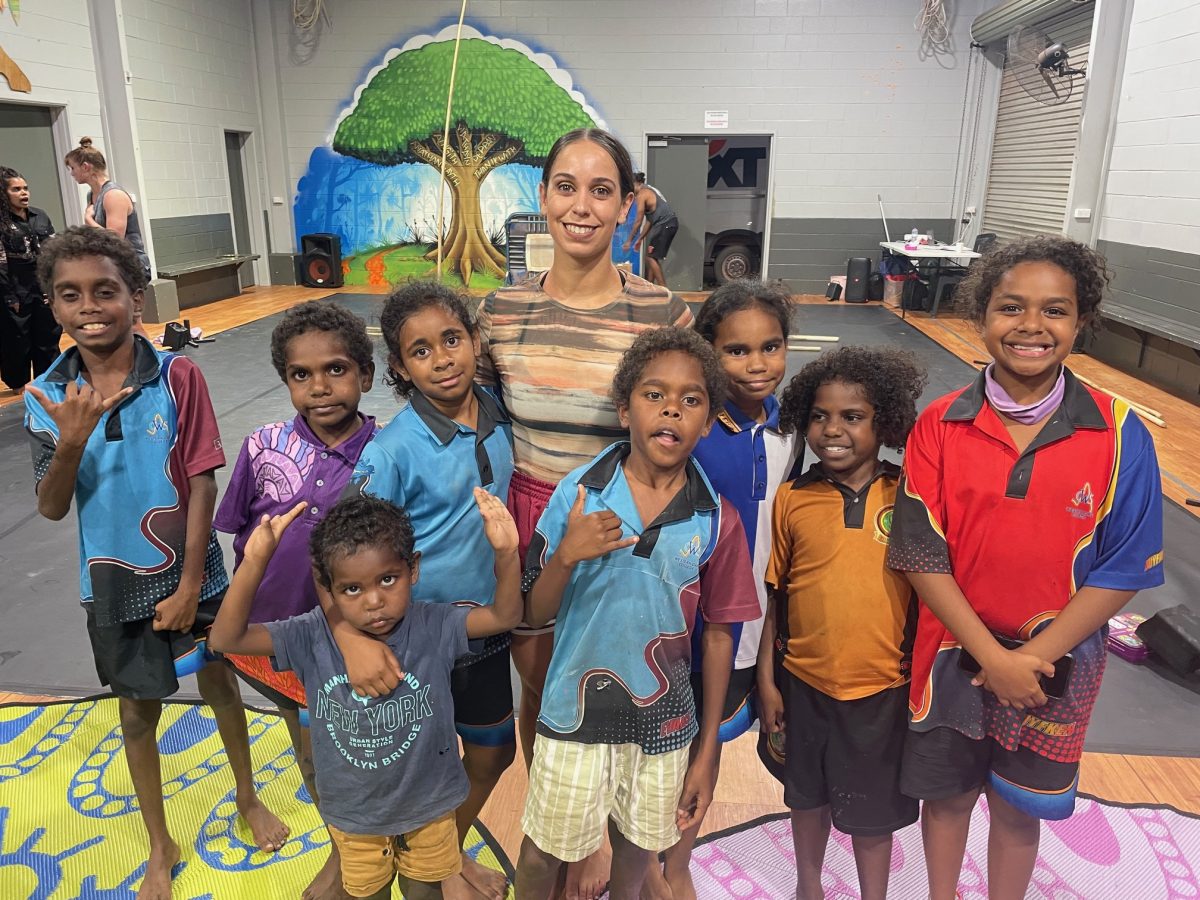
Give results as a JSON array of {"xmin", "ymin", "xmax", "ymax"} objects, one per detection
[
  {"xmin": 0, "ymin": 165, "xmax": 60, "ymax": 391},
  {"xmin": 474, "ymin": 126, "xmax": 694, "ymax": 898}
]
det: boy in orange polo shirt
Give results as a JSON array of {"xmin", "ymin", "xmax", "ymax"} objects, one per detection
[{"xmin": 756, "ymin": 346, "xmax": 926, "ymax": 900}]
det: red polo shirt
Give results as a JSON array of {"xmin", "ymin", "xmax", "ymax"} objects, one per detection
[{"xmin": 888, "ymin": 368, "xmax": 1164, "ymax": 763}]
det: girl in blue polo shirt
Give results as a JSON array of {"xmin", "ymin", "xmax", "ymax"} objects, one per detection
[
  {"xmin": 341, "ymin": 280, "xmax": 515, "ymax": 900},
  {"xmin": 647, "ymin": 280, "xmax": 800, "ymax": 897}
]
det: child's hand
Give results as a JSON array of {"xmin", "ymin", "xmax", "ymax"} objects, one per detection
[
  {"xmin": 153, "ymin": 588, "xmax": 199, "ymax": 633},
  {"xmin": 345, "ymin": 638, "xmax": 404, "ymax": 698},
  {"xmin": 556, "ymin": 485, "xmax": 638, "ymax": 567},
  {"xmin": 676, "ymin": 756, "xmax": 717, "ymax": 831},
  {"xmin": 243, "ymin": 501, "xmax": 307, "ymax": 566},
  {"xmin": 474, "ymin": 486, "xmax": 518, "ymax": 557},
  {"xmin": 26, "ymin": 382, "xmax": 134, "ymax": 448},
  {"xmin": 757, "ymin": 680, "xmax": 785, "ymax": 735},
  {"xmin": 974, "ymin": 648, "xmax": 1054, "ymax": 709}
]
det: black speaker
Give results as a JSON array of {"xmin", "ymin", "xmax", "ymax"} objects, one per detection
[
  {"xmin": 845, "ymin": 257, "xmax": 870, "ymax": 302},
  {"xmin": 299, "ymin": 233, "xmax": 343, "ymax": 288},
  {"xmin": 868, "ymin": 272, "xmax": 884, "ymax": 301},
  {"xmin": 1137, "ymin": 605, "xmax": 1200, "ymax": 676},
  {"xmin": 825, "ymin": 282, "xmax": 842, "ymax": 301}
]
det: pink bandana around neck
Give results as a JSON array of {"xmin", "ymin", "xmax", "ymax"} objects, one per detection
[{"xmin": 983, "ymin": 364, "xmax": 1065, "ymax": 424}]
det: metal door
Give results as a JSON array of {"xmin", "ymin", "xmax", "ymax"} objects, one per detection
[{"xmin": 646, "ymin": 136, "xmax": 708, "ymax": 291}]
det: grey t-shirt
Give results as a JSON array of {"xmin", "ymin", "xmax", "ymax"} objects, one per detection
[{"xmin": 267, "ymin": 602, "xmax": 471, "ymax": 835}]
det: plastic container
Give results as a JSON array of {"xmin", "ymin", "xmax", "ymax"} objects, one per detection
[{"xmin": 1107, "ymin": 613, "xmax": 1149, "ymax": 663}]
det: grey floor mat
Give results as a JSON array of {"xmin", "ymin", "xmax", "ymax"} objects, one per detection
[{"xmin": 0, "ymin": 298, "xmax": 1195, "ymax": 755}]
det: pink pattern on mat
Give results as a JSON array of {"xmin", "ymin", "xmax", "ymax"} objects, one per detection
[{"xmin": 672, "ymin": 795, "xmax": 1200, "ymax": 899}]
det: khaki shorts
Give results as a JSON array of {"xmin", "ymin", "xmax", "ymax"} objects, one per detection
[
  {"xmin": 327, "ymin": 811, "xmax": 461, "ymax": 897},
  {"xmin": 521, "ymin": 736, "xmax": 690, "ymax": 862}
]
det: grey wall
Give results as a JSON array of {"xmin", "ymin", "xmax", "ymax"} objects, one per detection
[
  {"xmin": 770, "ymin": 217, "xmax": 954, "ymax": 293},
  {"xmin": 150, "ymin": 214, "xmax": 236, "ymax": 271},
  {"xmin": 1086, "ymin": 239, "xmax": 1200, "ymax": 398}
]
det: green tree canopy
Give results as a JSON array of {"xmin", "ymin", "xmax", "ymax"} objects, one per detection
[{"xmin": 333, "ymin": 38, "xmax": 597, "ymax": 165}]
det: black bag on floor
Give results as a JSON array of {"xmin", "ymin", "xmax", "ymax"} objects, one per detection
[{"xmin": 162, "ymin": 320, "xmax": 191, "ymax": 351}]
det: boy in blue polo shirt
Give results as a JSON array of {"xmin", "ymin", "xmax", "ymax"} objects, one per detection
[
  {"xmin": 24, "ymin": 227, "xmax": 288, "ymax": 900},
  {"xmin": 341, "ymin": 281, "xmax": 515, "ymax": 899},
  {"xmin": 515, "ymin": 326, "xmax": 760, "ymax": 900}
]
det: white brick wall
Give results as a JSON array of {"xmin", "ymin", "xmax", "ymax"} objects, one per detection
[
  {"xmin": 1099, "ymin": 0, "xmax": 1200, "ymax": 254},
  {"xmin": 0, "ymin": 0, "xmax": 104, "ymax": 216},
  {"xmin": 267, "ymin": 0, "xmax": 983, "ymax": 220},
  {"xmin": 122, "ymin": 0, "xmax": 262, "ymax": 218}
]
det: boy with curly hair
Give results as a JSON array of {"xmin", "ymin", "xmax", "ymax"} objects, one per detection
[
  {"xmin": 757, "ymin": 346, "xmax": 927, "ymax": 900},
  {"xmin": 213, "ymin": 299, "xmax": 376, "ymax": 898},
  {"xmin": 515, "ymin": 326, "xmax": 761, "ymax": 899}
]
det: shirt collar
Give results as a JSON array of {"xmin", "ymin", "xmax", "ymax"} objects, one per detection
[
  {"xmin": 293, "ymin": 412, "xmax": 377, "ymax": 460},
  {"xmin": 579, "ymin": 441, "xmax": 719, "ymax": 515},
  {"xmin": 44, "ymin": 333, "xmax": 161, "ymax": 389},
  {"xmin": 714, "ymin": 394, "xmax": 781, "ymax": 435},
  {"xmin": 944, "ymin": 367, "xmax": 1106, "ymax": 431},
  {"xmin": 409, "ymin": 384, "xmax": 509, "ymax": 446},
  {"xmin": 791, "ymin": 458, "xmax": 900, "ymax": 491}
]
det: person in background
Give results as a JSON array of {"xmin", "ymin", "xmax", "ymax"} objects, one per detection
[
  {"xmin": 623, "ymin": 172, "xmax": 678, "ymax": 288},
  {"xmin": 64, "ymin": 137, "xmax": 151, "ymax": 336},
  {"xmin": 0, "ymin": 166, "xmax": 59, "ymax": 392}
]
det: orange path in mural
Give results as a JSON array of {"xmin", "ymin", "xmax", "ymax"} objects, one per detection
[{"xmin": 365, "ymin": 249, "xmax": 389, "ymax": 287}]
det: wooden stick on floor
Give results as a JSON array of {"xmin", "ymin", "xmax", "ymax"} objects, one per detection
[
  {"xmin": 787, "ymin": 335, "xmax": 840, "ymax": 342},
  {"xmin": 1073, "ymin": 372, "xmax": 1165, "ymax": 421},
  {"xmin": 787, "ymin": 344, "xmax": 823, "ymax": 352}
]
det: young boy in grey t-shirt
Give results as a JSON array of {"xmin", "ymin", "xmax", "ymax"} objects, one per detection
[{"xmin": 211, "ymin": 490, "xmax": 522, "ymax": 900}]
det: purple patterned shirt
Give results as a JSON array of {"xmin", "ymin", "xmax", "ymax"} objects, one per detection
[{"xmin": 215, "ymin": 414, "xmax": 376, "ymax": 623}]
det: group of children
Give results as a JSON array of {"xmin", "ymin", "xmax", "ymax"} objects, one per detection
[{"xmin": 24, "ymin": 224, "xmax": 1164, "ymax": 900}]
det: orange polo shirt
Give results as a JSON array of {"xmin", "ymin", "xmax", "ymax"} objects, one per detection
[{"xmin": 766, "ymin": 462, "xmax": 916, "ymax": 700}]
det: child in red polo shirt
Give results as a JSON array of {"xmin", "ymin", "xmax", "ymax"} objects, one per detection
[{"xmin": 887, "ymin": 235, "xmax": 1165, "ymax": 900}]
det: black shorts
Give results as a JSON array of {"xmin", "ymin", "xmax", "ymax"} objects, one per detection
[
  {"xmin": 451, "ymin": 634, "xmax": 515, "ymax": 747},
  {"xmin": 901, "ymin": 726, "xmax": 1079, "ymax": 820},
  {"xmin": 781, "ymin": 674, "xmax": 917, "ymax": 836},
  {"xmin": 646, "ymin": 218, "xmax": 678, "ymax": 261},
  {"xmin": 85, "ymin": 595, "xmax": 224, "ymax": 700},
  {"xmin": 690, "ymin": 665, "xmax": 757, "ymax": 743}
]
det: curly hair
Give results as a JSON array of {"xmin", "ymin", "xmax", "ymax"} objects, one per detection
[
  {"xmin": 957, "ymin": 234, "xmax": 1111, "ymax": 327},
  {"xmin": 269, "ymin": 300, "xmax": 374, "ymax": 381},
  {"xmin": 310, "ymin": 496, "xmax": 416, "ymax": 589},
  {"xmin": 611, "ymin": 326, "xmax": 728, "ymax": 414},
  {"xmin": 694, "ymin": 278, "xmax": 793, "ymax": 345},
  {"xmin": 0, "ymin": 166, "xmax": 23, "ymax": 229},
  {"xmin": 779, "ymin": 346, "xmax": 926, "ymax": 450},
  {"xmin": 379, "ymin": 280, "xmax": 476, "ymax": 399},
  {"xmin": 36, "ymin": 226, "xmax": 147, "ymax": 296}
]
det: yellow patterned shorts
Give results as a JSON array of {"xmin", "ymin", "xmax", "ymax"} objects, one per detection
[{"xmin": 521, "ymin": 736, "xmax": 689, "ymax": 861}]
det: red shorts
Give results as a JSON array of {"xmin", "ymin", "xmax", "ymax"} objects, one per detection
[{"xmin": 508, "ymin": 469, "xmax": 556, "ymax": 636}]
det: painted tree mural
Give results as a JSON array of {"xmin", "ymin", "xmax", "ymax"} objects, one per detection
[{"xmin": 333, "ymin": 38, "xmax": 597, "ymax": 284}]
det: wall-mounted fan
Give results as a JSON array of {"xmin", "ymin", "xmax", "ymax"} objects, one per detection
[{"xmin": 1007, "ymin": 25, "xmax": 1086, "ymax": 106}]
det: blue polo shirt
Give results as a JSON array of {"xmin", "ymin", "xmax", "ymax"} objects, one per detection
[
  {"xmin": 348, "ymin": 385, "xmax": 513, "ymax": 608},
  {"xmin": 527, "ymin": 442, "xmax": 760, "ymax": 755},
  {"xmin": 24, "ymin": 336, "xmax": 228, "ymax": 626},
  {"xmin": 692, "ymin": 396, "xmax": 801, "ymax": 668}
]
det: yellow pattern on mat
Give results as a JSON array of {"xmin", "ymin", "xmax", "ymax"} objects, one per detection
[{"xmin": 0, "ymin": 697, "xmax": 514, "ymax": 898}]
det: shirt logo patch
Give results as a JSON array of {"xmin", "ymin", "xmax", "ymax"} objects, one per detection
[
  {"xmin": 678, "ymin": 534, "xmax": 702, "ymax": 562},
  {"xmin": 1067, "ymin": 482, "xmax": 1094, "ymax": 520},
  {"xmin": 1145, "ymin": 551, "xmax": 1164, "ymax": 571},
  {"xmin": 873, "ymin": 505, "xmax": 894, "ymax": 546},
  {"xmin": 146, "ymin": 413, "xmax": 169, "ymax": 441}
]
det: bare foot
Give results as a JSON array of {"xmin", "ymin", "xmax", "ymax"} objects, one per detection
[
  {"xmin": 460, "ymin": 852, "xmax": 509, "ymax": 899},
  {"xmin": 442, "ymin": 871, "xmax": 488, "ymax": 900},
  {"xmin": 238, "ymin": 796, "xmax": 289, "ymax": 852},
  {"xmin": 136, "ymin": 840, "xmax": 180, "ymax": 900},
  {"xmin": 665, "ymin": 866, "xmax": 696, "ymax": 900},
  {"xmin": 561, "ymin": 845, "xmax": 610, "ymax": 900},
  {"xmin": 302, "ymin": 847, "xmax": 351, "ymax": 900},
  {"xmin": 640, "ymin": 862, "xmax": 674, "ymax": 900}
]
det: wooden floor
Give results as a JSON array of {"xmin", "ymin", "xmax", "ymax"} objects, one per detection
[{"xmin": 2, "ymin": 285, "xmax": 1198, "ymax": 864}]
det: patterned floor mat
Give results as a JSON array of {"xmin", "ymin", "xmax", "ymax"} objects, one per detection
[
  {"xmin": 0, "ymin": 697, "xmax": 514, "ymax": 899},
  {"xmin": 689, "ymin": 795, "xmax": 1200, "ymax": 899}
]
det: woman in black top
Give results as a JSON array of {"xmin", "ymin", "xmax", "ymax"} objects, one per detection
[{"xmin": 0, "ymin": 166, "xmax": 60, "ymax": 392}]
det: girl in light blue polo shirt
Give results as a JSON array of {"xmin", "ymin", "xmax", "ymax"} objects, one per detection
[{"xmin": 340, "ymin": 280, "xmax": 515, "ymax": 899}]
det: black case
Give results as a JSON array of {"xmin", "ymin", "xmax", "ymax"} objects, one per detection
[{"xmin": 825, "ymin": 282, "xmax": 842, "ymax": 301}]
